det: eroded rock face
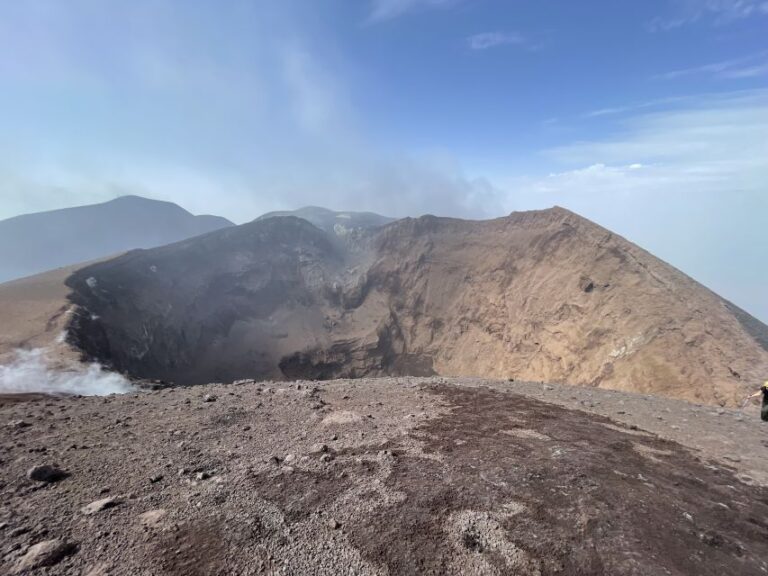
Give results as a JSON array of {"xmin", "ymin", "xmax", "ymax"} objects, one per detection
[{"xmin": 65, "ymin": 208, "xmax": 768, "ymax": 405}]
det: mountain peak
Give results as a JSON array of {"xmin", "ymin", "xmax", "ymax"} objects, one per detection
[{"xmin": 0, "ymin": 198, "xmax": 233, "ymax": 284}]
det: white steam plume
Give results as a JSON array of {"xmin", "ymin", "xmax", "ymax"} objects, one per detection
[{"xmin": 0, "ymin": 348, "xmax": 134, "ymax": 396}]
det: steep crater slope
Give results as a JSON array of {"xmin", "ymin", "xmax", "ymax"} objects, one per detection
[
  {"xmin": 66, "ymin": 217, "xmax": 356, "ymax": 384},
  {"xmin": 65, "ymin": 208, "xmax": 768, "ymax": 405}
]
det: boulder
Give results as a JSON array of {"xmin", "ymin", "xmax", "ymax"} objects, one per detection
[
  {"xmin": 26, "ymin": 464, "xmax": 67, "ymax": 483},
  {"xmin": 13, "ymin": 539, "xmax": 77, "ymax": 573},
  {"xmin": 81, "ymin": 497, "xmax": 120, "ymax": 515}
]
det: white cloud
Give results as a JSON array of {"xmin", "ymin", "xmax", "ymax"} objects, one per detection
[
  {"xmin": 548, "ymin": 90, "xmax": 768, "ymax": 175},
  {"xmin": 515, "ymin": 163, "xmax": 699, "ymax": 198},
  {"xmin": 656, "ymin": 51, "xmax": 768, "ymax": 80},
  {"xmin": 583, "ymin": 96, "xmax": 693, "ymax": 119},
  {"xmin": 649, "ymin": 0, "xmax": 768, "ymax": 30},
  {"xmin": 467, "ymin": 32, "xmax": 527, "ymax": 51},
  {"xmin": 367, "ymin": 0, "xmax": 459, "ymax": 23},
  {"xmin": 720, "ymin": 62, "xmax": 768, "ymax": 78}
]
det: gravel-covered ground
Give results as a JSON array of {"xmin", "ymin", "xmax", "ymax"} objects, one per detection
[{"xmin": 2, "ymin": 377, "xmax": 768, "ymax": 575}]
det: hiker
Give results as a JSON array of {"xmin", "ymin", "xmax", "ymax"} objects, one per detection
[{"xmin": 744, "ymin": 381, "xmax": 768, "ymax": 421}]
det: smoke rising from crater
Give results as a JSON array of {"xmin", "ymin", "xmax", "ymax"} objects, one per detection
[{"xmin": 0, "ymin": 348, "xmax": 133, "ymax": 396}]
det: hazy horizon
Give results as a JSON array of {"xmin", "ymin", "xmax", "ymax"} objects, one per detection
[{"xmin": 2, "ymin": 192, "xmax": 767, "ymax": 326}]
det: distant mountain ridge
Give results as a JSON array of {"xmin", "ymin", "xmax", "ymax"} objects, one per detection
[{"xmin": 0, "ymin": 195, "xmax": 233, "ymax": 283}]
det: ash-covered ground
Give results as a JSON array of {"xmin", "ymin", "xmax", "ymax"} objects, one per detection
[{"xmin": 2, "ymin": 377, "xmax": 768, "ymax": 575}]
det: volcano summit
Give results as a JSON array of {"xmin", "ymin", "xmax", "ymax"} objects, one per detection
[{"xmin": 50, "ymin": 207, "xmax": 768, "ymax": 407}]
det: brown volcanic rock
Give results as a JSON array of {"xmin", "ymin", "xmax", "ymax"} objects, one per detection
[
  {"xmin": 346, "ymin": 208, "xmax": 768, "ymax": 405},
  {"xmin": 5, "ymin": 207, "xmax": 767, "ymax": 405}
]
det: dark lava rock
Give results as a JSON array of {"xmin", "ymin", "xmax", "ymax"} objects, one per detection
[{"xmin": 26, "ymin": 464, "xmax": 68, "ymax": 483}]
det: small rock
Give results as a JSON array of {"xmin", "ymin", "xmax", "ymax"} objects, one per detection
[
  {"xmin": 138, "ymin": 509, "xmax": 167, "ymax": 528},
  {"xmin": 13, "ymin": 539, "xmax": 77, "ymax": 573},
  {"xmin": 149, "ymin": 474, "xmax": 164, "ymax": 483},
  {"xmin": 26, "ymin": 464, "xmax": 67, "ymax": 483},
  {"xmin": 284, "ymin": 454, "xmax": 296, "ymax": 464},
  {"xmin": 698, "ymin": 531, "xmax": 724, "ymax": 547},
  {"xmin": 203, "ymin": 394, "xmax": 217, "ymax": 403},
  {"xmin": 320, "ymin": 453, "xmax": 333, "ymax": 463},
  {"xmin": 8, "ymin": 420, "xmax": 31, "ymax": 429},
  {"xmin": 329, "ymin": 519, "xmax": 341, "ymax": 530},
  {"xmin": 310, "ymin": 443, "xmax": 328, "ymax": 454},
  {"xmin": 195, "ymin": 471, "xmax": 211, "ymax": 481},
  {"xmin": 82, "ymin": 497, "xmax": 120, "ymax": 515}
]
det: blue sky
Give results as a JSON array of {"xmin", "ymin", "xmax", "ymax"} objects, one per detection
[{"xmin": 0, "ymin": 0, "xmax": 766, "ymax": 321}]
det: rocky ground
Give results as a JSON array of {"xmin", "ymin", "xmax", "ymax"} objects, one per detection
[{"xmin": 2, "ymin": 377, "xmax": 768, "ymax": 575}]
